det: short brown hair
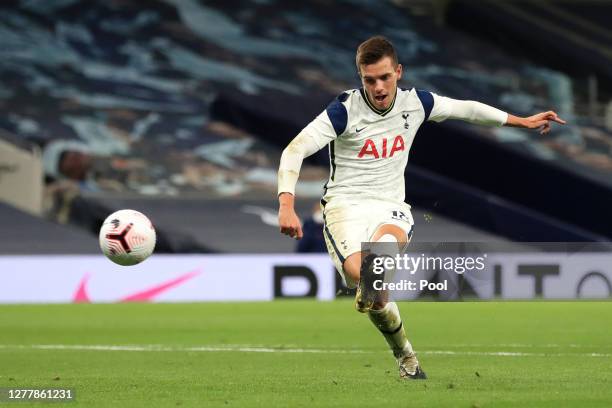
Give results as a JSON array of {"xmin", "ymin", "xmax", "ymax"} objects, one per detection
[{"xmin": 355, "ymin": 36, "xmax": 398, "ymax": 74}]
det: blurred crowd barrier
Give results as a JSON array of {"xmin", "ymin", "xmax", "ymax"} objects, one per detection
[{"xmin": 1, "ymin": 250, "xmax": 610, "ymax": 302}]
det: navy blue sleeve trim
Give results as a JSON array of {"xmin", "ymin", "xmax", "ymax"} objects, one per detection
[
  {"xmin": 325, "ymin": 93, "xmax": 348, "ymax": 136},
  {"xmin": 416, "ymin": 89, "xmax": 434, "ymax": 121},
  {"xmin": 337, "ymin": 92, "xmax": 349, "ymax": 102}
]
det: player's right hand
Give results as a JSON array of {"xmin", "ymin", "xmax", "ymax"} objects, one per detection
[{"xmin": 278, "ymin": 207, "xmax": 303, "ymax": 240}]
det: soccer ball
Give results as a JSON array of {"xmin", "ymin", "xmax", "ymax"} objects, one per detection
[{"xmin": 99, "ymin": 209, "xmax": 156, "ymax": 266}]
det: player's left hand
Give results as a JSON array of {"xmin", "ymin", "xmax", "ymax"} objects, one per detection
[{"xmin": 522, "ymin": 111, "xmax": 566, "ymax": 134}]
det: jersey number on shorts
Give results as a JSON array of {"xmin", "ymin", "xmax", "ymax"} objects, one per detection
[{"xmin": 391, "ymin": 210, "xmax": 410, "ymax": 223}]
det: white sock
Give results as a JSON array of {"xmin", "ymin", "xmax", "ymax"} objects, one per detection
[{"xmin": 368, "ymin": 302, "xmax": 414, "ymax": 359}]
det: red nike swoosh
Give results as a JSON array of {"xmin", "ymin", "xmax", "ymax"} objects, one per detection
[
  {"xmin": 72, "ymin": 270, "xmax": 201, "ymax": 303},
  {"xmin": 73, "ymin": 273, "xmax": 92, "ymax": 303}
]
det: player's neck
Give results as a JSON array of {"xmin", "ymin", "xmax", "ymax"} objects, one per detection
[{"xmin": 361, "ymin": 87, "xmax": 397, "ymax": 116}]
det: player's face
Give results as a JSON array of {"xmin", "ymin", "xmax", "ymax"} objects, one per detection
[{"xmin": 359, "ymin": 56, "xmax": 402, "ymax": 110}]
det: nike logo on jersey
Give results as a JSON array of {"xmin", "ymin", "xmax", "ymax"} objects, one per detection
[
  {"xmin": 355, "ymin": 126, "xmax": 367, "ymax": 133},
  {"xmin": 358, "ymin": 135, "xmax": 405, "ymax": 158}
]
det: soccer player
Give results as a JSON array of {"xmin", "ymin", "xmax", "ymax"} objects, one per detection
[{"xmin": 277, "ymin": 36, "xmax": 565, "ymax": 379}]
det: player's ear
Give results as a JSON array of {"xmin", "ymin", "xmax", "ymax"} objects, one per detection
[{"xmin": 396, "ymin": 63, "xmax": 403, "ymax": 80}]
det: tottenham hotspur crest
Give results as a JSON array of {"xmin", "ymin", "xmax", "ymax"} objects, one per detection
[{"xmin": 402, "ymin": 112, "xmax": 410, "ymax": 129}]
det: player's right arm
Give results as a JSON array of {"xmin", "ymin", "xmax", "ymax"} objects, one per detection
[
  {"xmin": 278, "ymin": 103, "xmax": 343, "ymax": 239},
  {"xmin": 278, "ymin": 192, "xmax": 302, "ymax": 239},
  {"xmin": 278, "ymin": 131, "xmax": 323, "ymax": 239}
]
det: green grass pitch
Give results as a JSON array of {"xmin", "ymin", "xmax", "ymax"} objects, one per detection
[{"xmin": 0, "ymin": 301, "xmax": 611, "ymax": 407}]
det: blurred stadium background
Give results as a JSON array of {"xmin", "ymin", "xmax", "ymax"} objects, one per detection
[
  {"xmin": 1, "ymin": 1, "xmax": 612, "ymax": 406},
  {"xmin": 0, "ymin": 0, "xmax": 611, "ymax": 300}
]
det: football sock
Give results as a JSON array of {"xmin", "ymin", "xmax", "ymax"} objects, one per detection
[{"xmin": 368, "ymin": 302, "xmax": 414, "ymax": 359}]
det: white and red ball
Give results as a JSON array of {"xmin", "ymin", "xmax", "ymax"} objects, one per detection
[{"xmin": 99, "ymin": 209, "xmax": 156, "ymax": 266}]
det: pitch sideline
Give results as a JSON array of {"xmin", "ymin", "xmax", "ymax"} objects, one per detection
[{"xmin": 0, "ymin": 344, "xmax": 610, "ymax": 358}]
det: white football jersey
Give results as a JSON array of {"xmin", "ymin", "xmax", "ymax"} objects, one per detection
[{"xmin": 301, "ymin": 87, "xmax": 453, "ymax": 206}]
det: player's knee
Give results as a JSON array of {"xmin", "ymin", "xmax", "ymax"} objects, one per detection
[
  {"xmin": 371, "ymin": 223, "xmax": 409, "ymax": 245},
  {"xmin": 344, "ymin": 262, "xmax": 360, "ymax": 281},
  {"xmin": 342, "ymin": 255, "xmax": 361, "ymax": 288},
  {"xmin": 376, "ymin": 234, "xmax": 397, "ymax": 243}
]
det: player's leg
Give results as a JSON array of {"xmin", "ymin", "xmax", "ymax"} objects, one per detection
[
  {"xmin": 345, "ymin": 223, "xmax": 406, "ymax": 312},
  {"xmin": 322, "ymin": 202, "xmax": 425, "ymax": 378},
  {"xmin": 343, "ymin": 223, "xmax": 427, "ymax": 379}
]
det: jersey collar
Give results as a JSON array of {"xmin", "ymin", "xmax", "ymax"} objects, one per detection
[{"xmin": 360, "ymin": 87, "xmax": 397, "ymax": 116}]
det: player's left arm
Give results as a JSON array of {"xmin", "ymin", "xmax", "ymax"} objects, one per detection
[
  {"xmin": 428, "ymin": 94, "xmax": 566, "ymax": 134},
  {"xmin": 504, "ymin": 111, "xmax": 566, "ymax": 135}
]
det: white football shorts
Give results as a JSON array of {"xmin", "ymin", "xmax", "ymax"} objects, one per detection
[{"xmin": 321, "ymin": 198, "xmax": 414, "ymax": 288}]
